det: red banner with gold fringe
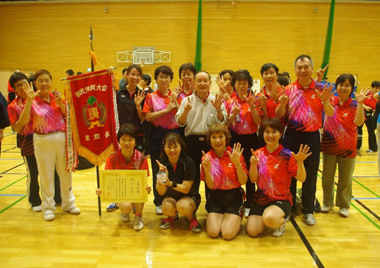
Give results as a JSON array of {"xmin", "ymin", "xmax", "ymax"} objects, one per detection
[{"xmin": 66, "ymin": 69, "xmax": 119, "ymax": 167}]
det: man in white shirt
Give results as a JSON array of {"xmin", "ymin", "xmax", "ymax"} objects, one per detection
[{"xmin": 176, "ymin": 70, "xmax": 227, "ymax": 196}]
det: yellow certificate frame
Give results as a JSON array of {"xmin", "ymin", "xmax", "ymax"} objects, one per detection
[{"xmin": 99, "ymin": 170, "xmax": 148, "ymax": 203}]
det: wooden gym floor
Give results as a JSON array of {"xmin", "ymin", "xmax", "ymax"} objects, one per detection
[{"xmin": 0, "ymin": 127, "xmax": 379, "ymax": 268}]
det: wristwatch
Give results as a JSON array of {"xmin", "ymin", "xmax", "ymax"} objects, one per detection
[{"xmin": 170, "ymin": 181, "xmax": 177, "ymax": 188}]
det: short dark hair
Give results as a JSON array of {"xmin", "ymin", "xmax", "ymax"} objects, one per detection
[
  {"xmin": 335, "ymin": 73, "xmax": 355, "ymax": 95},
  {"xmin": 206, "ymin": 123, "xmax": 231, "ymax": 146},
  {"xmin": 179, "ymin": 63, "xmax": 196, "ymax": 78},
  {"xmin": 154, "ymin": 65, "xmax": 173, "ymax": 81},
  {"xmin": 277, "ymin": 76, "xmax": 289, "ymax": 87},
  {"xmin": 9, "ymin": 72, "xmax": 29, "ymax": 90},
  {"xmin": 279, "ymin": 72, "xmax": 290, "ymax": 79},
  {"xmin": 122, "ymin": 68, "xmax": 128, "ymax": 75},
  {"xmin": 219, "ymin": 69, "xmax": 235, "ymax": 80},
  {"xmin": 117, "ymin": 124, "xmax": 138, "ymax": 142},
  {"xmin": 160, "ymin": 133, "xmax": 187, "ymax": 159},
  {"xmin": 371, "ymin": 81, "xmax": 380, "ymax": 88},
  {"xmin": 142, "ymin": 74, "xmax": 151, "ymax": 86},
  {"xmin": 34, "ymin": 69, "xmax": 52, "ymax": 81},
  {"xmin": 232, "ymin": 69, "xmax": 253, "ymax": 88},
  {"xmin": 127, "ymin": 64, "xmax": 143, "ymax": 77},
  {"xmin": 294, "ymin": 55, "xmax": 314, "ymax": 67},
  {"xmin": 259, "ymin": 118, "xmax": 284, "ymax": 136},
  {"xmin": 195, "ymin": 70, "xmax": 211, "ymax": 80},
  {"xmin": 66, "ymin": 69, "xmax": 74, "ymax": 76},
  {"xmin": 260, "ymin": 63, "xmax": 279, "ymax": 76}
]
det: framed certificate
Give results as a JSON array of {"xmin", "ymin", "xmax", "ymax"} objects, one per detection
[{"xmin": 99, "ymin": 170, "xmax": 148, "ymax": 203}]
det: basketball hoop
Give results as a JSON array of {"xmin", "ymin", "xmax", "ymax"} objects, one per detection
[{"xmin": 141, "ymin": 60, "xmax": 145, "ymax": 67}]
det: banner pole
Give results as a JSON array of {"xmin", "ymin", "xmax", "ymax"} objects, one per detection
[
  {"xmin": 96, "ymin": 166, "xmax": 101, "ymax": 216},
  {"xmin": 90, "ymin": 26, "xmax": 94, "ymax": 73},
  {"xmin": 90, "ymin": 25, "xmax": 101, "ymax": 217}
]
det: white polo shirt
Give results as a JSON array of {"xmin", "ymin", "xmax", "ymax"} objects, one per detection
[{"xmin": 175, "ymin": 92, "xmax": 227, "ymax": 137}]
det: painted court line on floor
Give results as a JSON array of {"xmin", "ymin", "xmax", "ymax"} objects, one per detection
[
  {"xmin": 0, "ymin": 163, "xmax": 24, "ymax": 175},
  {"xmin": 353, "ymin": 178, "xmax": 380, "ymax": 198},
  {"xmin": 320, "ymin": 169, "xmax": 380, "ymax": 229},
  {"xmin": 1, "ymin": 146, "xmax": 18, "ymax": 152},
  {"xmin": 352, "ymin": 197, "xmax": 380, "ymax": 200},
  {"xmin": 0, "ymin": 195, "xmax": 27, "ymax": 215},
  {"xmin": 291, "ymin": 218, "xmax": 324, "ymax": 268},
  {"xmin": 351, "ymin": 202, "xmax": 380, "ymax": 230},
  {"xmin": 0, "ymin": 176, "xmax": 26, "ymax": 192}
]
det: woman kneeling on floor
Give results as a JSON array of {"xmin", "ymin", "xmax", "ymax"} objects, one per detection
[
  {"xmin": 246, "ymin": 118, "xmax": 311, "ymax": 237},
  {"xmin": 156, "ymin": 133, "xmax": 202, "ymax": 233},
  {"xmin": 201, "ymin": 124, "xmax": 248, "ymax": 240}
]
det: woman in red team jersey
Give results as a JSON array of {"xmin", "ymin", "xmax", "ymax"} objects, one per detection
[
  {"xmin": 320, "ymin": 74, "xmax": 368, "ymax": 218},
  {"xmin": 247, "ymin": 118, "xmax": 311, "ymax": 237}
]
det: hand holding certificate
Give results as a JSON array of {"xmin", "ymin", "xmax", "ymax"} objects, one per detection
[{"xmin": 99, "ymin": 170, "xmax": 149, "ymax": 203}]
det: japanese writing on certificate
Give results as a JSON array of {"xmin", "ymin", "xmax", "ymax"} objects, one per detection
[{"xmin": 99, "ymin": 170, "xmax": 148, "ymax": 202}]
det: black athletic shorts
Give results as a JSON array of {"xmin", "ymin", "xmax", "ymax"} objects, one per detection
[
  {"xmin": 249, "ymin": 200, "xmax": 292, "ymax": 218},
  {"xmin": 206, "ymin": 187, "xmax": 245, "ymax": 216}
]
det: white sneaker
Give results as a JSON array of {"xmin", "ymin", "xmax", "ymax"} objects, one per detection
[
  {"xmin": 155, "ymin": 205, "xmax": 163, "ymax": 215},
  {"xmin": 64, "ymin": 206, "xmax": 81, "ymax": 215},
  {"xmin": 134, "ymin": 216, "xmax": 144, "ymax": 231},
  {"xmin": 32, "ymin": 205, "xmax": 43, "ymax": 212},
  {"xmin": 339, "ymin": 208, "xmax": 349, "ymax": 217},
  {"xmin": 321, "ymin": 205, "xmax": 332, "ymax": 213},
  {"xmin": 304, "ymin": 213, "xmax": 316, "ymax": 226},
  {"xmin": 120, "ymin": 213, "xmax": 130, "ymax": 222},
  {"xmin": 272, "ymin": 221, "xmax": 286, "ymax": 237},
  {"xmin": 244, "ymin": 208, "xmax": 250, "ymax": 218},
  {"xmin": 44, "ymin": 210, "xmax": 55, "ymax": 221}
]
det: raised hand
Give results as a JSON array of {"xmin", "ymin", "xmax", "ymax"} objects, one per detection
[
  {"xmin": 211, "ymin": 94, "xmax": 224, "ymax": 111},
  {"xmin": 178, "ymin": 81, "xmax": 183, "ymax": 91},
  {"xmin": 315, "ymin": 64, "xmax": 329, "ymax": 82},
  {"xmin": 316, "ymin": 82, "xmax": 335, "ymax": 104},
  {"xmin": 172, "ymin": 81, "xmax": 182, "ymax": 95},
  {"xmin": 22, "ymin": 82, "xmax": 39, "ymax": 101},
  {"xmin": 291, "ymin": 144, "xmax": 312, "ymax": 162},
  {"xmin": 231, "ymin": 99, "xmax": 241, "ymax": 116},
  {"xmin": 54, "ymin": 88, "xmax": 63, "ymax": 106},
  {"xmin": 134, "ymin": 90, "xmax": 146, "ymax": 108},
  {"xmin": 156, "ymin": 160, "xmax": 168, "ymax": 176},
  {"xmin": 278, "ymin": 87, "xmax": 288, "ymax": 106},
  {"xmin": 259, "ymin": 94, "xmax": 268, "ymax": 108},
  {"xmin": 249, "ymin": 148, "xmax": 259, "ymax": 166},
  {"xmin": 354, "ymin": 87, "xmax": 371, "ymax": 104},
  {"xmin": 170, "ymin": 86, "xmax": 181, "ymax": 102},
  {"xmin": 216, "ymin": 76, "xmax": 228, "ymax": 92},
  {"xmin": 184, "ymin": 97, "xmax": 192, "ymax": 113},
  {"xmin": 268, "ymin": 83, "xmax": 281, "ymax": 103},
  {"xmin": 201, "ymin": 151, "xmax": 211, "ymax": 172},
  {"xmin": 227, "ymin": 143, "xmax": 244, "ymax": 167},
  {"xmin": 243, "ymin": 91, "xmax": 258, "ymax": 108},
  {"xmin": 220, "ymin": 87, "xmax": 231, "ymax": 101},
  {"xmin": 166, "ymin": 101, "xmax": 177, "ymax": 112}
]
